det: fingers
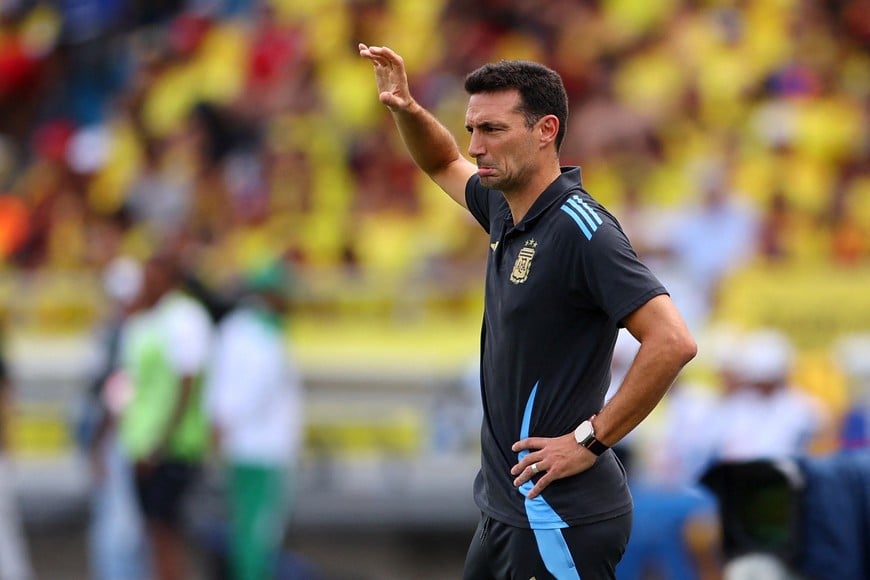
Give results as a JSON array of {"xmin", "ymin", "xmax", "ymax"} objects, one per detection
[
  {"xmin": 510, "ymin": 454, "xmax": 538, "ymax": 477},
  {"xmin": 511, "ymin": 437, "xmax": 540, "ymax": 454},
  {"xmin": 511, "ymin": 454, "xmax": 543, "ymax": 482},
  {"xmin": 358, "ymin": 43, "xmax": 379, "ymax": 60},
  {"xmin": 358, "ymin": 43, "xmax": 402, "ymax": 66},
  {"xmin": 512, "ymin": 461, "xmax": 551, "ymax": 499},
  {"xmin": 510, "ymin": 434, "xmax": 590, "ymax": 499},
  {"xmin": 360, "ymin": 44, "xmax": 392, "ymax": 57},
  {"xmin": 513, "ymin": 462, "xmax": 542, "ymax": 484},
  {"xmin": 525, "ymin": 476, "xmax": 550, "ymax": 499},
  {"xmin": 510, "ymin": 437, "xmax": 544, "ymax": 479}
]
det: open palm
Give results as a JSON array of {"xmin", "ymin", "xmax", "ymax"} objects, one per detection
[{"xmin": 358, "ymin": 44, "xmax": 413, "ymax": 111}]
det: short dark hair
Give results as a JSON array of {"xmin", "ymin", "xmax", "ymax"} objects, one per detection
[{"xmin": 464, "ymin": 60, "xmax": 569, "ymax": 151}]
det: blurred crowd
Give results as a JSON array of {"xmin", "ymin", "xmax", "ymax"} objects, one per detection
[
  {"xmin": 0, "ymin": 0, "xmax": 869, "ymax": 578},
  {"xmin": 0, "ymin": 0, "xmax": 867, "ymax": 330}
]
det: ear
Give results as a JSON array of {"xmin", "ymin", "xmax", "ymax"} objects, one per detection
[{"xmin": 537, "ymin": 115, "xmax": 559, "ymax": 149}]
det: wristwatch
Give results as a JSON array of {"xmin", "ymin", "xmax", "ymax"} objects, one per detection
[{"xmin": 574, "ymin": 418, "xmax": 609, "ymax": 456}]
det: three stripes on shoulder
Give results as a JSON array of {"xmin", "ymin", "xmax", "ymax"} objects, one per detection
[{"xmin": 560, "ymin": 195, "xmax": 603, "ymax": 240}]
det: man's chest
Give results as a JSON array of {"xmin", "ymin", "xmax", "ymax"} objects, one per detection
[{"xmin": 484, "ymin": 220, "xmax": 574, "ymax": 328}]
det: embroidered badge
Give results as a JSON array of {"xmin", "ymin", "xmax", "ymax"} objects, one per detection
[{"xmin": 510, "ymin": 239, "xmax": 537, "ymax": 284}]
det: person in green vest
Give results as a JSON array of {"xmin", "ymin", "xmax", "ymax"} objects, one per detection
[{"xmin": 118, "ymin": 250, "xmax": 214, "ymax": 580}]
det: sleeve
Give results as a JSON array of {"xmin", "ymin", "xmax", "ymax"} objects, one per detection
[
  {"xmin": 567, "ymin": 206, "xmax": 668, "ymax": 325},
  {"xmin": 465, "ymin": 174, "xmax": 493, "ymax": 233},
  {"xmin": 165, "ymin": 297, "xmax": 214, "ymax": 376}
]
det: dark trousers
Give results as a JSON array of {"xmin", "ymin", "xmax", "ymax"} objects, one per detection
[{"xmin": 463, "ymin": 512, "xmax": 631, "ymax": 580}]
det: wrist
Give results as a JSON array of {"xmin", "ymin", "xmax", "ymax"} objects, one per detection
[
  {"xmin": 573, "ymin": 415, "xmax": 609, "ymax": 456},
  {"xmin": 390, "ymin": 97, "xmax": 419, "ymax": 116}
]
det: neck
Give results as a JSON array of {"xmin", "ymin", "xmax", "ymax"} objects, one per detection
[{"xmin": 504, "ymin": 163, "xmax": 562, "ymax": 224}]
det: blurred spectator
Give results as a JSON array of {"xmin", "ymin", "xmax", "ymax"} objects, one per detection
[
  {"xmin": 834, "ymin": 333, "xmax": 870, "ymax": 449},
  {"xmin": 641, "ymin": 382, "xmax": 721, "ymax": 492},
  {"xmin": 711, "ymin": 328, "xmax": 831, "ymax": 461},
  {"xmin": 238, "ymin": 2, "xmax": 311, "ymax": 119},
  {"xmin": 52, "ymin": 0, "xmax": 130, "ymax": 126},
  {"xmin": 562, "ymin": 56, "xmax": 652, "ymax": 163},
  {"xmin": 757, "ymin": 190, "xmax": 795, "ymax": 262},
  {"xmin": 430, "ymin": 355, "xmax": 483, "ymax": 455},
  {"xmin": 117, "ymin": 249, "xmax": 214, "ymax": 580},
  {"xmin": 125, "ymin": 136, "xmax": 193, "ymax": 239},
  {"xmin": 81, "ymin": 256, "xmax": 149, "ymax": 580},
  {"xmin": 828, "ymin": 158, "xmax": 870, "ymax": 265},
  {"xmin": 0, "ymin": 193, "xmax": 29, "ymax": 261},
  {"xmin": 0, "ymin": 3, "xmax": 58, "ymax": 143},
  {"xmin": 666, "ymin": 156, "xmax": 760, "ymax": 328},
  {"xmin": 205, "ymin": 259, "xmax": 304, "ymax": 580},
  {"xmin": 0, "ymin": 316, "xmax": 33, "ymax": 580}
]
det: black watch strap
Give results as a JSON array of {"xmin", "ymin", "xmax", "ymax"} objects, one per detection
[{"xmin": 582, "ymin": 437, "xmax": 609, "ymax": 456}]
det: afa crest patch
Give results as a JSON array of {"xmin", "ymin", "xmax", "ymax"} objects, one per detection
[{"xmin": 510, "ymin": 239, "xmax": 538, "ymax": 284}]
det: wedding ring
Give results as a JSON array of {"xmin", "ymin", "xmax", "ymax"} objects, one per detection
[{"xmin": 531, "ymin": 463, "xmax": 539, "ymax": 475}]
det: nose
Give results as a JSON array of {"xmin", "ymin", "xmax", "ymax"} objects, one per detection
[{"xmin": 468, "ymin": 131, "xmax": 484, "ymax": 159}]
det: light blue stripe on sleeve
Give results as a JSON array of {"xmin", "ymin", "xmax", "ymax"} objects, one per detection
[
  {"xmin": 576, "ymin": 196, "xmax": 603, "ymax": 225},
  {"xmin": 560, "ymin": 205, "xmax": 593, "ymax": 240},
  {"xmin": 566, "ymin": 197, "xmax": 600, "ymax": 232}
]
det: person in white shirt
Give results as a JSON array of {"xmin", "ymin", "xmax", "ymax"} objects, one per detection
[
  {"xmin": 700, "ymin": 329, "xmax": 831, "ymax": 580},
  {"xmin": 205, "ymin": 260, "xmax": 303, "ymax": 580},
  {"xmin": 713, "ymin": 329, "xmax": 828, "ymax": 461}
]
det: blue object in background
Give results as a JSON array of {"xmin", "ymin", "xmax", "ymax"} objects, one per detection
[
  {"xmin": 617, "ymin": 484, "xmax": 716, "ymax": 580},
  {"xmin": 798, "ymin": 450, "xmax": 870, "ymax": 580}
]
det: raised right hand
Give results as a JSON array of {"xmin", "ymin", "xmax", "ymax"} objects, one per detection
[{"xmin": 358, "ymin": 43, "xmax": 415, "ymax": 112}]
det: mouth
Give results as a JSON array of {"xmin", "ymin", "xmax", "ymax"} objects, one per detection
[{"xmin": 477, "ymin": 166, "xmax": 495, "ymax": 177}]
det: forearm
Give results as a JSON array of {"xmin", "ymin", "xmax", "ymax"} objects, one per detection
[
  {"xmin": 596, "ymin": 342, "xmax": 691, "ymax": 446},
  {"xmin": 391, "ymin": 100, "xmax": 463, "ymax": 177},
  {"xmin": 592, "ymin": 294, "xmax": 697, "ymax": 446}
]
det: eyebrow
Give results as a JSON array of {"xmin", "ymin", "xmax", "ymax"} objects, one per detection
[{"xmin": 465, "ymin": 120, "xmax": 508, "ymax": 132}]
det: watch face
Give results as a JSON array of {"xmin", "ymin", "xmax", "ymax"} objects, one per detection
[{"xmin": 574, "ymin": 420, "xmax": 594, "ymax": 444}]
